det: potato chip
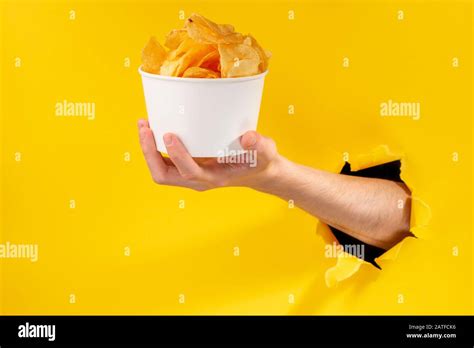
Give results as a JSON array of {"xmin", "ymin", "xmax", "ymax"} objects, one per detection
[
  {"xmin": 164, "ymin": 29, "xmax": 188, "ymax": 50},
  {"xmin": 160, "ymin": 38, "xmax": 215, "ymax": 77},
  {"xmin": 245, "ymin": 35, "xmax": 270, "ymax": 73},
  {"xmin": 141, "ymin": 36, "xmax": 167, "ymax": 74},
  {"xmin": 165, "ymin": 36, "xmax": 195, "ymax": 61},
  {"xmin": 220, "ymin": 24, "xmax": 235, "ymax": 34},
  {"xmin": 185, "ymin": 13, "xmax": 243, "ymax": 44},
  {"xmin": 197, "ymin": 49, "xmax": 220, "ymax": 72},
  {"xmin": 141, "ymin": 13, "xmax": 270, "ymax": 78},
  {"xmin": 218, "ymin": 43, "xmax": 260, "ymax": 78},
  {"xmin": 183, "ymin": 67, "xmax": 220, "ymax": 78}
]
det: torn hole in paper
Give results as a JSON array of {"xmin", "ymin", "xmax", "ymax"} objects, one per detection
[{"xmin": 316, "ymin": 145, "xmax": 431, "ymax": 287}]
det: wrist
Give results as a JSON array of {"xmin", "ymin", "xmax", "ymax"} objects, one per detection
[{"xmin": 250, "ymin": 154, "xmax": 295, "ymax": 195}]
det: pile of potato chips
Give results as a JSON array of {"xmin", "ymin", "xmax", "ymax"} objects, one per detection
[{"xmin": 141, "ymin": 13, "xmax": 271, "ymax": 78}]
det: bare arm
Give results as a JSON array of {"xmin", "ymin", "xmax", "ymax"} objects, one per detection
[
  {"xmin": 254, "ymin": 156, "xmax": 412, "ymax": 249},
  {"xmin": 138, "ymin": 119, "xmax": 412, "ymax": 250}
]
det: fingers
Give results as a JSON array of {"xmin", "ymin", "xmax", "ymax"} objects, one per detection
[
  {"xmin": 163, "ymin": 133, "xmax": 204, "ymax": 180},
  {"xmin": 137, "ymin": 119, "xmax": 149, "ymax": 129},
  {"xmin": 138, "ymin": 120, "xmax": 211, "ymax": 190},
  {"xmin": 138, "ymin": 119, "xmax": 170, "ymax": 184},
  {"xmin": 240, "ymin": 131, "xmax": 277, "ymax": 165}
]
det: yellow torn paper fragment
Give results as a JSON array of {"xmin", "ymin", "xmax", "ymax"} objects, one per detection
[
  {"xmin": 315, "ymin": 219, "xmax": 338, "ymax": 245},
  {"xmin": 316, "ymin": 219, "xmax": 365, "ymax": 287},
  {"xmin": 325, "ymin": 252, "xmax": 364, "ymax": 288},
  {"xmin": 350, "ymin": 145, "xmax": 401, "ymax": 171},
  {"xmin": 407, "ymin": 196, "xmax": 431, "ymax": 239}
]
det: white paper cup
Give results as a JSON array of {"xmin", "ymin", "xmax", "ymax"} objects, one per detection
[{"xmin": 139, "ymin": 67, "xmax": 268, "ymax": 157}]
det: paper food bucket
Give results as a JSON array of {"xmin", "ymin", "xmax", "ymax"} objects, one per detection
[{"xmin": 139, "ymin": 67, "xmax": 268, "ymax": 157}]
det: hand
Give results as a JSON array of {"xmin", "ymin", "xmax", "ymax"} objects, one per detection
[{"xmin": 138, "ymin": 119, "xmax": 282, "ymax": 191}]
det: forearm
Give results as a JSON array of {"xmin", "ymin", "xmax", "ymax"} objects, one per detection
[{"xmin": 253, "ymin": 155, "xmax": 412, "ymax": 250}]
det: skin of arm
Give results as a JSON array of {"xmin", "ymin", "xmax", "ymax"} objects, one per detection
[{"xmin": 138, "ymin": 119, "xmax": 412, "ymax": 250}]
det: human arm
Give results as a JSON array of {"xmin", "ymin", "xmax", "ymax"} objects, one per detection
[{"xmin": 138, "ymin": 119, "xmax": 411, "ymax": 250}]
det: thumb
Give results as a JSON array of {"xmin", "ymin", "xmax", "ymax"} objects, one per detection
[{"xmin": 240, "ymin": 131, "xmax": 277, "ymax": 165}]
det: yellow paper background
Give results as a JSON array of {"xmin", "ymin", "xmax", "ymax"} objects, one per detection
[{"xmin": 0, "ymin": 0, "xmax": 472, "ymax": 314}]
